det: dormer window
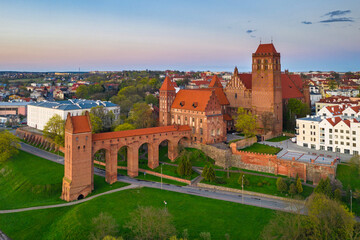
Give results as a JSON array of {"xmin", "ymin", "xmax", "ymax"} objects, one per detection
[
  {"xmin": 180, "ymin": 101, "xmax": 185, "ymax": 107},
  {"xmin": 192, "ymin": 102, "xmax": 198, "ymax": 108}
]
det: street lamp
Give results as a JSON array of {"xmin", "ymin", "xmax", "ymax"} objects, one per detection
[{"xmin": 242, "ymin": 175, "xmax": 245, "ymax": 204}]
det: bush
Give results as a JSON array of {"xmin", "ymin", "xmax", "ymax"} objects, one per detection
[
  {"xmin": 334, "ymin": 188, "xmax": 342, "ymax": 202},
  {"xmin": 276, "ymin": 177, "xmax": 288, "ymax": 193},
  {"xmin": 215, "ymin": 178, "xmax": 227, "ymax": 184},
  {"xmin": 257, "ymin": 182, "xmax": 263, "ymax": 187},
  {"xmin": 289, "ymin": 183, "xmax": 297, "ymax": 195},
  {"xmin": 296, "ymin": 177, "xmax": 303, "ymax": 194}
]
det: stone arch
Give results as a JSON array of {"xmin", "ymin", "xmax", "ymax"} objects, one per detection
[
  {"xmin": 77, "ymin": 194, "xmax": 84, "ymax": 200},
  {"xmin": 93, "ymin": 148, "xmax": 108, "ymax": 168},
  {"xmin": 117, "ymin": 145, "xmax": 129, "ymax": 168}
]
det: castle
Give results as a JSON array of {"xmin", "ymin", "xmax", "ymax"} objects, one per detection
[{"xmin": 159, "ymin": 43, "xmax": 308, "ymax": 143}]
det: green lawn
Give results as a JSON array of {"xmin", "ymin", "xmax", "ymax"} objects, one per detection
[
  {"xmin": 20, "ymin": 138, "xmax": 64, "ymax": 156},
  {"xmin": 241, "ymin": 143, "xmax": 281, "ymax": 155},
  {"xmin": 201, "ymin": 171, "xmax": 313, "ymax": 199},
  {"xmin": 336, "ymin": 164, "xmax": 360, "ymax": 191},
  {"xmin": 0, "ymin": 150, "xmax": 128, "ymax": 210},
  {"xmin": 0, "ymin": 187, "xmax": 276, "ymax": 240},
  {"xmin": 266, "ymin": 136, "xmax": 290, "ymax": 142}
]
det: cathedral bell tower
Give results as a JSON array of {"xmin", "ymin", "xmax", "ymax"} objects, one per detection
[
  {"xmin": 159, "ymin": 76, "xmax": 176, "ymax": 126},
  {"xmin": 251, "ymin": 43, "xmax": 283, "ymax": 135}
]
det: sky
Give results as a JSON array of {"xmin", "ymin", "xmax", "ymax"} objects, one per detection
[{"xmin": 0, "ymin": 0, "xmax": 359, "ymax": 72}]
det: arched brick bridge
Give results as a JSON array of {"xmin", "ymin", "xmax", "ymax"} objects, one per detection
[{"xmin": 61, "ymin": 112, "xmax": 191, "ymax": 201}]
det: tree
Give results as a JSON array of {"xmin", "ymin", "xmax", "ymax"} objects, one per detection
[
  {"xmin": 259, "ymin": 112, "xmax": 274, "ymax": 135},
  {"xmin": 235, "ymin": 107, "xmax": 257, "ymax": 137},
  {"xmin": 177, "ymin": 155, "xmax": 186, "ymax": 176},
  {"xmin": 43, "ymin": 114, "xmax": 65, "ymax": 146},
  {"xmin": 201, "ymin": 165, "xmax": 209, "ymax": 179},
  {"xmin": 89, "ymin": 212, "xmax": 119, "ymax": 240},
  {"xmin": 145, "ymin": 94, "xmax": 158, "ymax": 106},
  {"xmin": 289, "ymin": 183, "xmax": 297, "ymax": 195},
  {"xmin": 125, "ymin": 206, "xmax": 176, "ymax": 240},
  {"xmin": 114, "ymin": 123, "xmax": 135, "ymax": 132},
  {"xmin": 206, "ymin": 165, "xmax": 215, "ymax": 182},
  {"xmin": 276, "ymin": 177, "xmax": 288, "ymax": 193},
  {"xmin": 89, "ymin": 106, "xmax": 116, "ymax": 133},
  {"xmin": 127, "ymin": 102, "xmax": 155, "ymax": 129},
  {"xmin": 314, "ymin": 177, "xmax": 333, "ymax": 198},
  {"xmin": 0, "ymin": 131, "xmax": 20, "ymax": 163},
  {"xmin": 296, "ymin": 177, "xmax": 303, "ymax": 194},
  {"xmin": 328, "ymin": 79, "xmax": 338, "ymax": 90}
]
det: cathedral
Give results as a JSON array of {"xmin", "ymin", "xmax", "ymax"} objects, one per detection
[{"xmin": 159, "ymin": 43, "xmax": 307, "ymax": 144}]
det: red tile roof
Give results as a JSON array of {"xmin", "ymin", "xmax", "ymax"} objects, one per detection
[
  {"xmin": 350, "ymin": 106, "xmax": 360, "ymax": 113},
  {"xmin": 195, "ymin": 87, "xmax": 230, "ymax": 105},
  {"xmin": 71, "ymin": 115, "xmax": 91, "ymax": 133},
  {"xmin": 255, "ymin": 43, "xmax": 278, "ymax": 54},
  {"xmin": 209, "ymin": 75, "xmax": 223, "ymax": 88},
  {"xmin": 238, "ymin": 73, "xmax": 252, "ymax": 89},
  {"xmin": 288, "ymin": 74, "xmax": 303, "ymax": 89},
  {"xmin": 172, "ymin": 89, "xmax": 215, "ymax": 111},
  {"xmin": 159, "ymin": 76, "xmax": 175, "ymax": 91},
  {"xmin": 281, "ymin": 74, "xmax": 304, "ymax": 99},
  {"xmin": 92, "ymin": 125, "xmax": 191, "ymax": 141},
  {"xmin": 325, "ymin": 105, "xmax": 346, "ymax": 115},
  {"xmin": 326, "ymin": 117, "xmax": 342, "ymax": 126}
]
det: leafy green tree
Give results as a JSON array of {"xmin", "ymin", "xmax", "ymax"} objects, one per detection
[
  {"xmin": 296, "ymin": 175, "xmax": 303, "ymax": 194},
  {"xmin": 314, "ymin": 177, "xmax": 333, "ymax": 198},
  {"xmin": 89, "ymin": 106, "xmax": 116, "ymax": 133},
  {"xmin": 145, "ymin": 94, "xmax": 158, "ymax": 106},
  {"xmin": 328, "ymin": 79, "xmax": 338, "ymax": 90},
  {"xmin": 76, "ymin": 85, "xmax": 89, "ymax": 99},
  {"xmin": 0, "ymin": 131, "xmax": 20, "ymax": 163},
  {"xmin": 204, "ymin": 164, "xmax": 215, "ymax": 182},
  {"xmin": 334, "ymin": 188, "xmax": 342, "ymax": 202},
  {"xmin": 89, "ymin": 212, "xmax": 118, "ymax": 240},
  {"xmin": 125, "ymin": 206, "xmax": 176, "ymax": 240},
  {"xmin": 284, "ymin": 98, "xmax": 310, "ymax": 130},
  {"xmin": 235, "ymin": 107, "xmax": 257, "ymax": 137},
  {"xmin": 43, "ymin": 114, "xmax": 65, "ymax": 146},
  {"xmin": 276, "ymin": 177, "xmax": 288, "ymax": 193},
  {"xmin": 201, "ymin": 165, "xmax": 209, "ymax": 179},
  {"xmin": 177, "ymin": 155, "xmax": 186, "ymax": 176},
  {"xmin": 114, "ymin": 123, "xmax": 135, "ymax": 132},
  {"xmin": 289, "ymin": 183, "xmax": 297, "ymax": 195},
  {"xmin": 127, "ymin": 102, "xmax": 155, "ymax": 129}
]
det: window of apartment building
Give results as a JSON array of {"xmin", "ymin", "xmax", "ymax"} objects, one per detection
[
  {"xmin": 320, "ymin": 146, "xmax": 325, "ymax": 150},
  {"xmin": 303, "ymin": 124, "xmax": 305, "ymax": 128},
  {"xmin": 329, "ymin": 129, "xmax": 332, "ymax": 133},
  {"xmin": 345, "ymin": 149, "xmax": 350, "ymax": 154},
  {"xmin": 329, "ymin": 135, "xmax": 332, "ymax": 139},
  {"xmin": 341, "ymin": 142, "xmax": 344, "ymax": 145},
  {"xmin": 303, "ymin": 137, "xmax": 305, "ymax": 140},
  {"xmin": 303, "ymin": 143, "xmax": 308, "ymax": 147},
  {"xmin": 354, "ymin": 151, "xmax": 359, "ymax": 156},
  {"xmin": 311, "ymin": 144, "xmax": 316, "ymax": 149},
  {"xmin": 340, "ymin": 130, "xmax": 344, "ymax": 133},
  {"xmin": 335, "ymin": 141, "xmax": 338, "ymax": 144},
  {"xmin": 346, "ymin": 142, "xmax": 350, "ymax": 146},
  {"xmin": 353, "ymin": 131, "xmax": 356, "ymax": 135},
  {"xmin": 336, "ymin": 148, "xmax": 341, "ymax": 153},
  {"xmin": 329, "ymin": 140, "xmax": 333, "ymax": 144},
  {"xmin": 346, "ymin": 136, "xmax": 350, "ymax": 140},
  {"xmin": 303, "ymin": 130, "xmax": 305, "ymax": 134},
  {"xmin": 353, "ymin": 137, "xmax": 356, "ymax": 141},
  {"xmin": 352, "ymin": 114, "xmax": 355, "ymax": 117},
  {"xmin": 340, "ymin": 136, "xmax": 344, "ymax": 139},
  {"xmin": 335, "ymin": 129, "xmax": 338, "ymax": 133},
  {"xmin": 353, "ymin": 143, "xmax": 356, "ymax": 147},
  {"xmin": 346, "ymin": 130, "xmax": 349, "ymax": 134}
]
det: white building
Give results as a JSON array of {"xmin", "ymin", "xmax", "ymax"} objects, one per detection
[
  {"xmin": 296, "ymin": 105, "xmax": 360, "ymax": 155},
  {"xmin": 27, "ymin": 99, "xmax": 120, "ymax": 130}
]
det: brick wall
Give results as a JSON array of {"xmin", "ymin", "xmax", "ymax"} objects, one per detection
[{"xmin": 234, "ymin": 136, "xmax": 257, "ymax": 149}]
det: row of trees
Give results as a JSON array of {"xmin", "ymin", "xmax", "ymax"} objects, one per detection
[{"xmin": 276, "ymin": 176, "xmax": 303, "ymax": 196}]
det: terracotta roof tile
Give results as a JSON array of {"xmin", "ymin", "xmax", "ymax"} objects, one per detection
[
  {"xmin": 209, "ymin": 75, "xmax": 223, "ymax": 88},
  {"xmin": 281, "ymin": 74, "xmax": 304, "ymax": 99},
  {"xmin": 72, "ymin": 115, "xmax": 91, "ymax": 133},
  {"xmin": 93, "ymin": 125, "xmax": 191, "ymax": 141},
  {"xmin": 326, "ymin": 117, "xmax": 342, "ymax": 126},
  {"xmin": 193, "ymin": 88, "xmax": 230, "ymax": 105},
  {"xmin": 159, "ymin": 76, "xmax": 175, "ymax": 91},
  {"xmin": 255, "ymin": 43, "xmax": 278, "ymax": 54},
  {"xmin": 223, "ymin": 114, "xmax": 232, "ymax": 121},
  {"xmin": 238, "ymin": 73, "xmax": 252, "ymax": 89},
  {"xmin": 171, "ymin": 89, "xmax": 216, "ymax": 111}
]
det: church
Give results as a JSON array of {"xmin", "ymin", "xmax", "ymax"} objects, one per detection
[{"xmin": 159, "ymin": 43, "xmax": 308, "ymax": 144}]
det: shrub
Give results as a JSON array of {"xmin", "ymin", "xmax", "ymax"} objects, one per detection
[
  {"xmin": 289, "ymin": 183, "xmax": 297, "ymax": 195},
  {"xmin": 257, "ymin": 182, "xmax": 263, "ymax": 187},
  {"xmin": 334, "ymin": 188, "xmax": 342, "ymax": 202},
  {"xmin": 296, "ymin": 177, "xmax": 303, "ymax": 194},
  {"xmin": 276, "ymin": 177, "xmax": 288, "ymax": 193}
]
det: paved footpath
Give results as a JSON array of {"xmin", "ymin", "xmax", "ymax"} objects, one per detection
[{"xmin": 9, "ymin": 143, "xmax": 306, "ymax": 214}]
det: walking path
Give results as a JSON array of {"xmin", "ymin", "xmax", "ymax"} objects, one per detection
[
  {"xmin": 0, "ymin": 230, "xmax": 10, "ymax": 240},
  {"xmin": 0, "ymin": 184, "xmax": 138, "ymax": 214}
]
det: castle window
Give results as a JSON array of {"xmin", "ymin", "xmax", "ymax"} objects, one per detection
[
  {"xmin": 235, "ymin": 93, "xmax": 237, "ymax": 99},
  {"xmin": 200, "ymin": 119, "xmax": 202, "ymax": 123},
  {"xmin": 200, "ymin": 128, "xmax": 203, "ymax": 135},
  {"xmin": 76, "ymin": 137, "xmax": 78, "ymax": 141},
  {"xmin": 265, "ymin": 65, "xmax": 268, "ymax": 70}
]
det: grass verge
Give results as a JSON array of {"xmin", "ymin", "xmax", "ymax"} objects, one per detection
[{"xmin": 241, "ymin": 143, "xmax": 281, "ymax": 155}]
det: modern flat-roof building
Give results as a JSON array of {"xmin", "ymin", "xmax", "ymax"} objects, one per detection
[
  {"xmin": 27, "ymin": 99, "xmax": 120, "ymax": 130},
  {"xmin": 0, "ymin": 102, "xmax": 31, "ymax": 116}
]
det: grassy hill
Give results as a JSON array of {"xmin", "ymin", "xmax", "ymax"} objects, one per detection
[
  {"xmin": 0, "ymin": 150, "xmax": 127, "ymax": 210},
  {"xmin": 0, "ymin": 187, "xmax": 275, "ymax": 240}
]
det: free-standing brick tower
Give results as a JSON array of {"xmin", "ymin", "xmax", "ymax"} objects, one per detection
[
  {"xmin": 251, "ymin": 43, "xmax": 283, "ymax": 135},
  {"xmin": 61, "ymin": 111, "xmax": 93, "ymax": 201},
  {"xmin": 159, "ymin": 76, "xmax": 176, "ymax": 126}
]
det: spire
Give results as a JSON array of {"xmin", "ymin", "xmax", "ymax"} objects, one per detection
[
  {"xmin": 159, "ymin": 76, "xmax": 175, "ymax": 91},
  {"xmin": 234, "ymin": 66, "xmax": 239, "ymax": 76},
  {"xmin": 209, "ymin": 75, "xmax": 222, "ymax": 88}
]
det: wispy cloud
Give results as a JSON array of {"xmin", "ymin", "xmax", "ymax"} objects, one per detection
[
  {"xmin": 323, "ymin": 10, "xmax": 351, "ymax": 18},
  {"xmin": 320, "ymin": 17, "xmax": 354, "ymax": 23},
  {"xmin": 246, "ymin": 29, "xmax": 255, "ymax": 34},
  {"xmin": 301, "ymin": 21, "xmax": 312, "ymax": 25}
]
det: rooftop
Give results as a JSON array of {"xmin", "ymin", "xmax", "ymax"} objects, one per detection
[{"xmin": 29, "ymin": 99, "xmax": 118, "ymax": 110}]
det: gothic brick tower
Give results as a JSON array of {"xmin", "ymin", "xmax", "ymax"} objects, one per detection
[
  {"xmin": 61, "ymin": 111, "xmax": 93, "ymax": 202},
  {"xmin": 251, "ymin": 43, "xmax": 283, "ymax": 135},
  {"xmin": 159, "ymin": 76, "xmax": 176, "ymax": 126}
]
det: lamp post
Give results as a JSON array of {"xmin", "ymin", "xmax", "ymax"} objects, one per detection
[
  {"xmin": 242, "ymin": 174, "xmax": 245, "ymax": 204},
  {"xmin": 350, "ymin": 189, "xmax": 353, "ymax": 213},
  {"xmin": 161, "ymin": 164, "xmax": 163, "ymax": 190}
]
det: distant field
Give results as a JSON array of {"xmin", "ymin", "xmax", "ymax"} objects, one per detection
[
  {"xmin": 8, "ymin": 77, "xmax": 43, "ymax": 83},
  {"xmin": 0, "ymin": 187, "xmax": 276, "ymax": 240}
]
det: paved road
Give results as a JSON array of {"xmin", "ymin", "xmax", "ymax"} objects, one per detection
[{"xmin": 16, "ymin": 142, "xmax": 305, "ymax": 214}]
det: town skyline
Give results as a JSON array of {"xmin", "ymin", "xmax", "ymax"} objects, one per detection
[{"xmin": 1, "ymin": 0, "xmax": 359, "ymax": 72}]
